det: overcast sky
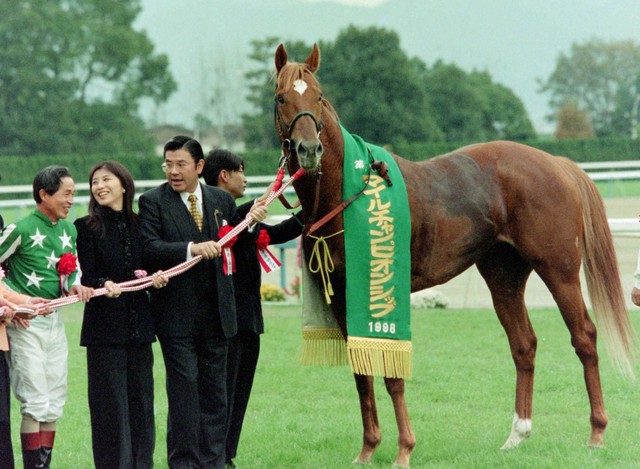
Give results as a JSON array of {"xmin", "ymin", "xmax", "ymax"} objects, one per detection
[{"xmin": 136, "ymin": 0, "xmax": 640, "ymax": 134}]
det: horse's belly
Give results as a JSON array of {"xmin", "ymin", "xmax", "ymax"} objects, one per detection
[{"xmin": 410, "ymin": 223, "xmax": 496, "ymax": 291}]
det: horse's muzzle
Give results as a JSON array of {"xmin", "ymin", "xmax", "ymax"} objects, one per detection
[{"xmin": 296, "ymin": 139, "xmax": 324, "ymax": 170}]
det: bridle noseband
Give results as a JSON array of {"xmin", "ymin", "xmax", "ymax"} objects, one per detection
[{"xmin": 274, "ymin": 98, "xmax": 324, "ymax": 154}]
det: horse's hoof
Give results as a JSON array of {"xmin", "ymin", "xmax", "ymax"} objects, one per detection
[
  {"xmin": 587, "ymin": 437, "xmax": 605, "ymax": 448},
  {"xmin": 352, "ymin": 457, "xmax": 372, "ymax": 466},
  {"xmin": 392, "ymin": 463, "xmax": 410, "ymax": 468},
  {"xmin": 501, "ymin": 413, "xmax": 532, "ymax": 449},
  {"xmin": 501, "ymin": 437, "xmax": 524, "ymax": 450},
  {"xmin": 500, "ymin": 431, "xmax": 531, "ymax": 450}
]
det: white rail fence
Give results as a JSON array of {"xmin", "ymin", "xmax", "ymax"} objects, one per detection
[
  {"xmin": 2, "ymin": 161, "xmax": 640, "ymax": 235},
  {"xmin": 2, "ymin": 161, "xmax": 640, "ymax": 301}
]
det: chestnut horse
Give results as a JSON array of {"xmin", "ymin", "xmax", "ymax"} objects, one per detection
[{"xmin": 273, "ymin": 43, "xmax": 635, "ymax": 467}]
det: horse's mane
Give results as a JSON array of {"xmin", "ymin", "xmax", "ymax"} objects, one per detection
[{"xmin": 273, "ymin": 61, "xmax": 340, "ymax": 125}]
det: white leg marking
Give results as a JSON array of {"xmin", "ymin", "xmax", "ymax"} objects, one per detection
[{"xmin": 501, "ymin": 412, "xmax": 532, "ymax": 450}]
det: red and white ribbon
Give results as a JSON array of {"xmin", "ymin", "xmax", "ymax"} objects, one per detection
[
  {"xmin": 218, "ymin": 222, "xmax": 237, "ymax": 276},
  {"xmin": 256, "ymin": 229, "xmax": 281, "ymax": 273},
  {"xmin": 0, "ymin": 168, "xmax": 306, "ymax": 319},
  {"xmin": 257, "ymin": 248, "xmax": 281, "ymax": 273}
]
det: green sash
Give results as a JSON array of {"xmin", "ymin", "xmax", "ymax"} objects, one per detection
[
  {"xmin": 300, "ymin": 126, "xmax": 412, "ymax": 378},
  {"xmin": 342, "ymin": 127, "xmax": 412, "ymax": 378}
]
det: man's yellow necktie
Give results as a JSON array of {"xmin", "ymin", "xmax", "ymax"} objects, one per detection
[{"xmin": 188, "ymin": 194, "xmax": 203, "ymax": 232}]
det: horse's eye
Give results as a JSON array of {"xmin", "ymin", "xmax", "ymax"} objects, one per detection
[
  {"xmin": 318, "ymin": 93, "xmax": 323, "ymax": 101},
  {"xmin": 276, "ymin": 94, "xmax": 285, "ymax": 104}
]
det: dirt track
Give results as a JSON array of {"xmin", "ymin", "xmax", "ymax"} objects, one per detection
[
  {"xmin": 266, "ymin": 196, "xmax": 640, "ymax": 311},
  {"xmin": 432, "ymin": 196, "xmax": 640, "ymax": 309},
  {"xmin": 418, "ymin": 197, "xmax": 640, "ymax": 309}
]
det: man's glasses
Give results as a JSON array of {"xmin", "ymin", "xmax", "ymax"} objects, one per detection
[{"xmin": 161, "ymin": 162, "xmax": 193, "ymax": 172}]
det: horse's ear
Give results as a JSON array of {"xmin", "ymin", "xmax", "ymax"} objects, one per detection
[
  {"xmin": 275, "ymin": 43, "xmax": 288, "ymax": 73},
  {"xmin": 305, "ymin": 43, "xmax": 320, "ymax": 73}
]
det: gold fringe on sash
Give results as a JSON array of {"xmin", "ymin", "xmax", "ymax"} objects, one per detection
[
  {"xmin": 347, "ymin": 337, "xmax": 413, "ymax": 379},
  {"xmin": 300, "ymin": 327, "xmax": 348, "ymax": 366}
]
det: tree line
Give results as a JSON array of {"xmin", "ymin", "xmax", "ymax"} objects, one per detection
[
  {"xmin": 1, "ymin": 1, "xmax": 639, "ymax": 157},
  {"xmin": 242, "ymin": 27, "xmax": 536, "ymax": 150},
  {"xmin": 0, "ymin": 0, "xmax": 175, "ymax": 156}
]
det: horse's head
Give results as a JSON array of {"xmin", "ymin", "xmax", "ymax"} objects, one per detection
[{"xmin": 274, "ymin": 43, "xmax": 325, "ymax": 172}]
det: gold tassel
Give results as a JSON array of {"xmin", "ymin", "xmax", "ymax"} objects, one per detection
[
  {"xmin": 299, "ymin": 327, "xmax": 348, "ymax": 366},
  {"xmin": 307, "ymin": 232, "xmax": 343, "ymax": 305},
  {"xmin": 347, "ymin": 337, "xmax": 413, "ymax": 379}
]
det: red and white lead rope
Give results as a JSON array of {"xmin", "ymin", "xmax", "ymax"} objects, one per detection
[{"xmin": 0, "ymin": 168, "xmax": 305, "ymax": 319}]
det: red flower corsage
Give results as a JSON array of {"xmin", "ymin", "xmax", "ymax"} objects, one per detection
[
  {"xmin": 256, "ymin": 229, "xmax": 270, "ymax": 250},
  {"xmin": 57, "ymin": 252, "xmax": 77, "ymax": 275},
  {"xmin": 57, "ymin": 252, "xmax": 77, "ymax": 295}
]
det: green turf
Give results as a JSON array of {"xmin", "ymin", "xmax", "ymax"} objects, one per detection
[{"xmin": 8, "ymin": 304, "xmax": 640, "ymax": 468}]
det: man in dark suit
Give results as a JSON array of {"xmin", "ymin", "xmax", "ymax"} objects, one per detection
[
  {"xmin": 138, "ymin": 137, "xmax": 266, "ymax": 469},
  {"xmin": 203, "ymin": 149, "xmax": 303, "ymax": 469}
]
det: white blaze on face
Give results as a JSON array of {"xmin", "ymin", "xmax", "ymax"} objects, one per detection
[{"xmin": 293, "ymin": 79, "xmax": 308, "ymax": 95}]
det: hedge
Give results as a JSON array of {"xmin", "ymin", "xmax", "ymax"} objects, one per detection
[
  {"xmin": 242, "ymin": 137, "xmax": 640, "ymax": 173},
  {"xmin": 1, "ymin": 137, "xmax": 639, "ymax": 186},
  {"xmin": 391, "ymin": 137, "xmax": 640, "ymax": 163},
  {"xmin": 0, "ymin": 153, "xmax": 163, "ymax": 186}
]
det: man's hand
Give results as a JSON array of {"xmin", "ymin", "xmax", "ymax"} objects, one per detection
[
  {"xmin": 27, "ymin": 297, "xmax": 52, "ymax": 316},
  {"xmin": 1, "ymin": 297, "xmax": 34, "ymax": 326},
  {"xmin": 248, "ymin": 201, "xmax": 268, "ymax": 224},
  {"xmin": 191, "ymin": 241, "xmax": 222, "ymax": 260},
  {"xmin": 632, "ymin": 287, "xmax": 640, "ymax": 306},
  {"xmin": 151, "ymin": 270, "xmax": 169, "ymax": 289},
  {"xmin": 70, "ymin": 285, "xmax": 94, "ymax": 303},
  {"xmin": 0, "ymin": 298, "xmax": 15, "ymax": 325},
  {"xmin": 12, "ymin": 316, "xmax": 30, "ymax": 329}
]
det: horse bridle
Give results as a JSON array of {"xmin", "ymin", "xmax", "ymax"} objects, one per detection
[
  {"xmin": 273, "ymin": 96, "xmax": 327, "ymax": 229},
  {"xmin": 272, "ymin": 92, "xmax": 389, "ymax": 236},
  {"xmin": 274, "ymin": 97, "xmax": 325, "ymax": 154}
]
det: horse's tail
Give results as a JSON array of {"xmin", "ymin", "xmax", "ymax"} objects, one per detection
[{"xmin": 558, "ymin": 157, "xmax": 636, "ymax": 377}]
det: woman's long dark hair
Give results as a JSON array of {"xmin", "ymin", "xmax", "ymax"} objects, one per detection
[{"xmin": 87, "ymin": 161, "xmax": 138, "ymax": 235}]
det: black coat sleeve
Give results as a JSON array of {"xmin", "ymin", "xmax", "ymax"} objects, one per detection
[
  {"xmin": 74, "ymin": 217, "xmax": 105, "ymax": 288},
  {"xmin": 264, "ymin": 211, "xmax": 303, "ymax": 245}
]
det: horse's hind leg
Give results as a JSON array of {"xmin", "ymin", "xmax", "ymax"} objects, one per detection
[
  {"xmin": 477, "ymin": 245, "xmax": 537, "ymax": 449},
  {"xmin": 536, "ymin": 265, "xmax": 607, "ymax": 447},
  {"xmin": 353, "ymin": 374, "xmax": 382, "ymax": 464},
  {"xmin": 384, "ymin": 377, "xmax": 415, "ymax": 468}
]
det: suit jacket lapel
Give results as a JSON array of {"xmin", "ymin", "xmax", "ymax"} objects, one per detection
[
  {"xmin": 162, "ymin": 184, "xmax": 201, "ymax": 241},
  {"xmin": 201, "ymin": 185, "xmax": 221, "ymax": 240}
]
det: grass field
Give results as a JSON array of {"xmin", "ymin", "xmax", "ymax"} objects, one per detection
[{"xmin": 8, "ymin": 303, "xmax": 640, "ymax": 468}]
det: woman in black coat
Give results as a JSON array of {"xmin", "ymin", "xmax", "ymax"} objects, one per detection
[{"xmin": 74, "ymin": 161, "xmax": 167, "ymax": 469}]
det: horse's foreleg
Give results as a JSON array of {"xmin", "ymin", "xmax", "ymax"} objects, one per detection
[
  {"xmin": 353, "ymin": 374, "xmax": 381, "ymax": 465},
  {"xmin": 384, "ymin": 377, "xmax": 415, "ymax": 468}
]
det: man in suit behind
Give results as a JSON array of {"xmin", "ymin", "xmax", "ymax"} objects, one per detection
[
  {"xmin": 138, "ymin": 136, "xmax": 266, "ymax": 468},
  {"xmin": 203, "ymin": 149, "xmax": 303, "ymax": 469}
]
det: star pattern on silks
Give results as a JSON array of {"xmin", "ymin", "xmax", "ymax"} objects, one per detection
[
  {"xmin": 0, "ymin": 214, "xmax": 79, "ymax": 297},
  {"xmin": 30, "ymin": 228, "xmax": 46, "ymax": 248},
  {"xmin": 24, "ymin": 270, "xmax": 44, "ymax": 288},
  {"xmin": 59, "ymin": 230, "xmax": 73, "ymax": 249},
  {"xmin": 45, "ymin": 251, "xmax": 60, "ymax": 270}
]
